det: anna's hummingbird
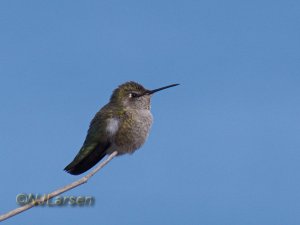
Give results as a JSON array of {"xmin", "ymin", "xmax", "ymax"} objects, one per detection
[{"xmin": 64, "ymin": 81, "xmax": 179, "ymax": 175}]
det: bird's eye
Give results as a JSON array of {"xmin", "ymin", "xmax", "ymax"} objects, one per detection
[{"xmin": 129, "ymin": 93, "xmax": 139, "ymax": 98}]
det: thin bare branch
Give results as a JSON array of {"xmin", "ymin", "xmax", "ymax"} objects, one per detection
[{"xmin": 0, "ymin": 151, "xmax": 118, "ymax": 222}]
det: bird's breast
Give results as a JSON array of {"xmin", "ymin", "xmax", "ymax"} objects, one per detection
[{"xmin": 112, "ymin": 109, "xmax": 153, "ymax": 154}]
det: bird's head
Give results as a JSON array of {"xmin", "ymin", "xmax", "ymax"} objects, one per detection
[{"xmin": 110, "ymin": 81, "xmax": 179, "ymax": 110}]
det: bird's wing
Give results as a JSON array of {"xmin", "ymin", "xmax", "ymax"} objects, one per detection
[{"xmin": 64, "ymin": 105, "xmax": 115, "ymax": 175}]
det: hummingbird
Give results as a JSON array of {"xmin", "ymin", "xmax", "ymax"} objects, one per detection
[{"xmin": 64, "ymin": 81, "xmax": 179, "ymax": 175}]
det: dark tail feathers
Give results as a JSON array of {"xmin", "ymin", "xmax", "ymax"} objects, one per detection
[{"xmin": 64, "ymin": 148, "xmax": 107, "ymax": 175}]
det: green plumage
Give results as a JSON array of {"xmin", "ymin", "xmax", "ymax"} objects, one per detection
[{"xmin": 64, "ymin": 104, "xmax": 124, "ymax": 175}]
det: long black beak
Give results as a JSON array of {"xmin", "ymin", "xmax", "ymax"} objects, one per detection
[{"xmin": 146, "ymin": 84, "xmax": 179, "ymax": 95}]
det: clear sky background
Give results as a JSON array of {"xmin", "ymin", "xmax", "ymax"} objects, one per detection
[{"xmin": 0, "ymin": 0, "xmax": 300, "ymax": 224}]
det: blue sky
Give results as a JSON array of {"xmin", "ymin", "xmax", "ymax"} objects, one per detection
[{"xmin": 0, "ymin": 0, "xmax": 300, "ymax": 224}]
